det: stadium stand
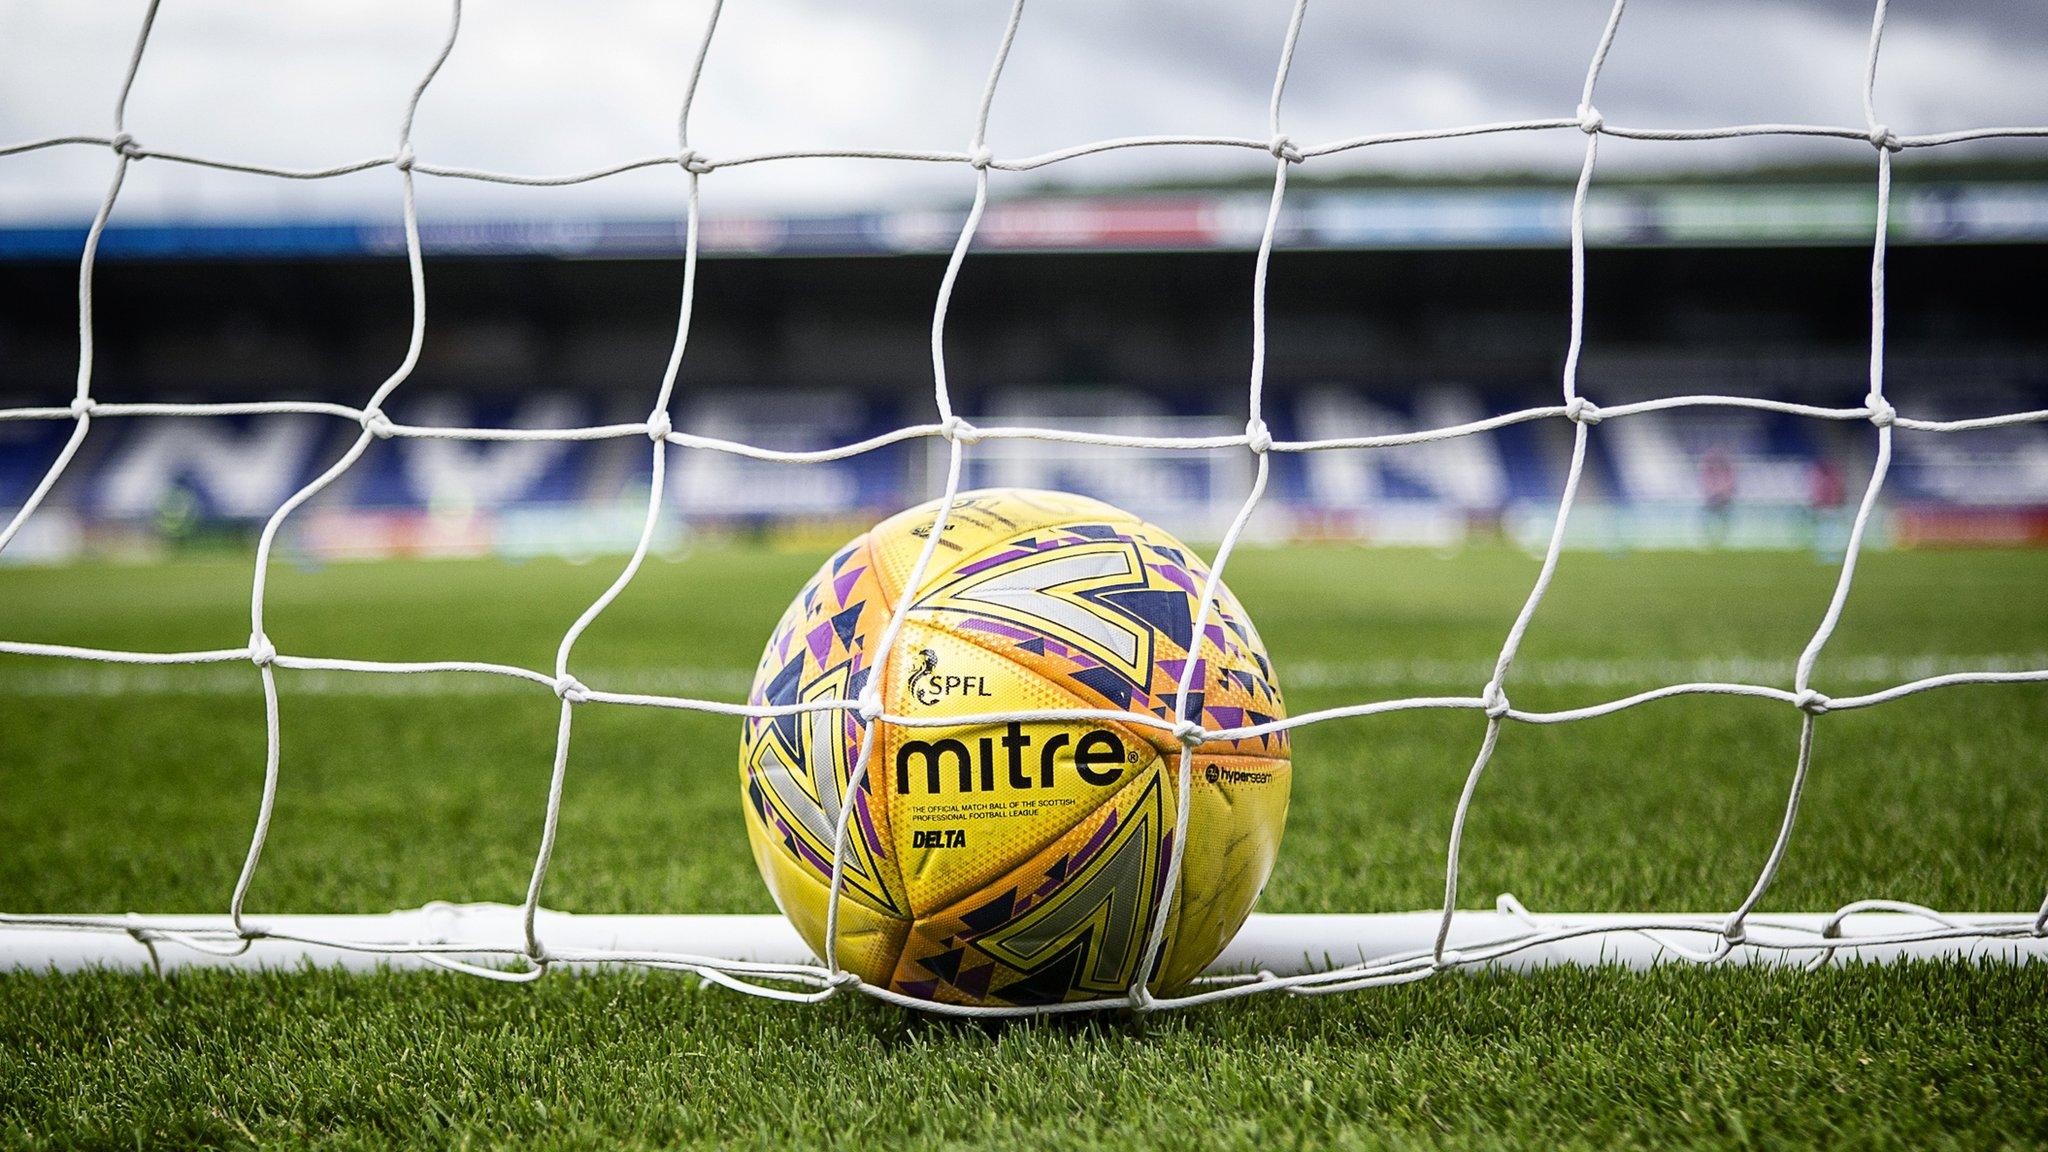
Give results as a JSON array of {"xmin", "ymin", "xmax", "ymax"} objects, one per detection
[{"xmin": 4, "ymin": 181, "xmax": 2045, "ymax": 560}]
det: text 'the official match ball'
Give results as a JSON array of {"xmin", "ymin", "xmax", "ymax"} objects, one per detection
[{"xmin": 739, "ymin": 489, "xmax": 1290, "ymax": 1009}]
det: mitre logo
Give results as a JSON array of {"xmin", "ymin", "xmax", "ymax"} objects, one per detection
[{"xmin": 896, "ymin": 721, "xmax": 1132, "ymax": 794}]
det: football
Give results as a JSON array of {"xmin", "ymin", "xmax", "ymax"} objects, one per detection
[{"xmin": 739, "ymin": 488, "xmax": 1291, "ymax": 1008}]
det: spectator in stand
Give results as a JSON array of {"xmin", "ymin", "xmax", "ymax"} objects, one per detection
[
  {"xmin": 1700, "ymin": 447, "xmax": 1737, "ymax": 547},
  {"xmin": 1809, "ymin": 453, "xmax": 1849, "ymax": 561}
]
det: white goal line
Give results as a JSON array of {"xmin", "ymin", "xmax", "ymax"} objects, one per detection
[
  {"xmin": 1, "ymin": 0, "xmax": 2045, "ymax": 1012},
  {"xmin": 5, "ymin": 904, "xmax": 2043, "ymax": 986}
]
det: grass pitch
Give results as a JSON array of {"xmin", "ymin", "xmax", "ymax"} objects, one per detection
[{"xmin": 2, "ymin": 541, "xmax": 2045, "ymax": 1149}]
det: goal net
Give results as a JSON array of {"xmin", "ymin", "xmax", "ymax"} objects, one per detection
[{"xmin": 1, "ymin": 0, "xmax": 2044, "ymax": 1016}]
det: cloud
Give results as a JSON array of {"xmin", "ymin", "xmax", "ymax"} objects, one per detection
[{"xmin": 0, "ymin": 0, "xmax": 2042, "ymax": 222}]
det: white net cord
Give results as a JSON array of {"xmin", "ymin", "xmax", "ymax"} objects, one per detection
[{"xmin": 2, "ymin": 0, "xmax": 2047, "ymax": 1014}]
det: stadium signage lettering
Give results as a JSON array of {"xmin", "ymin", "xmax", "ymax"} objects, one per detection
[{"xmin": 896, "ymin": 722, "xmax": 1129, "ymax": 793}]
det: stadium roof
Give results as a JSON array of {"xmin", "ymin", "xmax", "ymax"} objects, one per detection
[{"xmin": 4, "ymin": 180, "xmax": 2047, "ymax": 261}]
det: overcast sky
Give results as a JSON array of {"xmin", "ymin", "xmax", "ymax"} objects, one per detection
[{"xmin": 2, "ymin": 0, "xmax": 2044, "ymax": 223}]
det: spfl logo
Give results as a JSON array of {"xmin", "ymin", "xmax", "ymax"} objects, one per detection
[{"xmin": 906, "ymin": 648, "xmax": 994, "ymax": 706}]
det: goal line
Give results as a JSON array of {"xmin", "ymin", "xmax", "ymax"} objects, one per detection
[{"xmin": 8, "ymin": 904, "xmax": 2044, "ymax": 987}]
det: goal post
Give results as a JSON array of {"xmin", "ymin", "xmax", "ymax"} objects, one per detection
[
  {"xmin": 7, "ymin": 904, "xmax": 2045, "ymax": 982},
  {"xmin": 2, "ymin": 0, "xmax": 2047, "ymax": 1015}
]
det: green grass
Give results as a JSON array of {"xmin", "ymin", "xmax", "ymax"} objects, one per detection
[{"xmin": 2, "ymin": 542, "xmax": 2045, "ymax": 1149}]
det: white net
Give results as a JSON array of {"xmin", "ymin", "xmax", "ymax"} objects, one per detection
[{"xmin": 2, "ymin": 0, "xmax": 2046, "ymax": 1015}]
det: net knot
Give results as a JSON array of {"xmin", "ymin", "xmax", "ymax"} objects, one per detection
[
  {"xmin": 967, "ymin": 144, "xmax": 994, "ymax": 170},
  {"xmin": 1480, "ymin": 680, "xmax": 1511, "ymax": 720},
  {"xmin": 247, "ymin": 633, "xmax": 277, "ymax": 668},
  {"xmin": 1564, "ymin": 396, "xmax": 1603, "ymax": 426},
  {"xmin": 1433, "ymin": 948, "xmax": 1465, "ymax": 971},
  {"xmin": 69, "ymin": 396, "xmax": 98, "ymax": 418},
  {"xmin": 1793, "ymin": 688, "xmax": 1831, "ymax": 715},
  {"xmin": 553, "ymin": 674, "xmax": 590, "ymax": 704},
  {"xmin": 1170, "ymin": 718, "xmax": 1206, "ymax": 748},
  {"xmin": 393, "ymin": 144, "xmax": 416, "ymax": 172},
  {"xmin": 1867, "ymin": 123, "xmax": 1901, "ymax": 152},
  {"xmin": 855, "ymin": 691, "xmax": 884, "ymax": 724},
  {"xmin": 1577, "ymin": 106, "xmax": 1604, "ymax": 135},
  {"xmin": 1721, "ymin": 919, "xmax": 1748, "ymax": 947},
  {"xmin": 645, "ymin": 409, "xmax": 674, "ymax": 442},
  {"xmin": 109, "ymin": 132, "xmax": 142, "ymax": 158},
  {"xmin": 825, "ymin": 968, "xmax": 861, "ymax": 991},
  {"xmin": 1126, "ymin": 983, "xmax": 1158, "ymax": 1012},
  {"xmin": 678, "ymin": 149, "xmax": 713, "ymax": 175},
  {"xmin": 1864, "ymin": 393, "xmax": 1896, "ymax": 428},
  {"xmin": 1244, "ymin": 418, "xmax": 1273, "ymax": 453},
  {"xmin": 1268, "ymin": 135, "xmax": 1303, "ymax": 164},
  {"xmin": 359, "ymin": 406, "xmax": 396, "ymax": 439},
  {"xmin": 939, "ymin": 415, "xmax": 983, "ymax": 445}
]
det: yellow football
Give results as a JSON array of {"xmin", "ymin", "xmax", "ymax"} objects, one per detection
[{"xmin": 739, "ymin": 488, "xmax": 1290, "ymax": 1008}]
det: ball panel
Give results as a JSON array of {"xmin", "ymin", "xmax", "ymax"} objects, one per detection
[
  {"xmin": 741, "ymin": 534, "xmax": 907, "ymax": 921},
  {"xmin": 882, "ymin": 619, "xmax": 1166, "ymax": 917},
  {"xmin": 1156, "ymin": 753, "xmax": 1294, "ymax": 991},
  {"xmin": 896, "ymin": 503, "xmax": 1289, "ymax": 762},
  {"xmin": 886, "ymin": 764, "xmax": 1174, "ymax": 1007},
  {"xmin": 742, "ymin": 801, "xmax": 909, "ymax": 987},
  {"xmin": 861, "ymin": 489, "xmax": 1142, "ymax": 604}
]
